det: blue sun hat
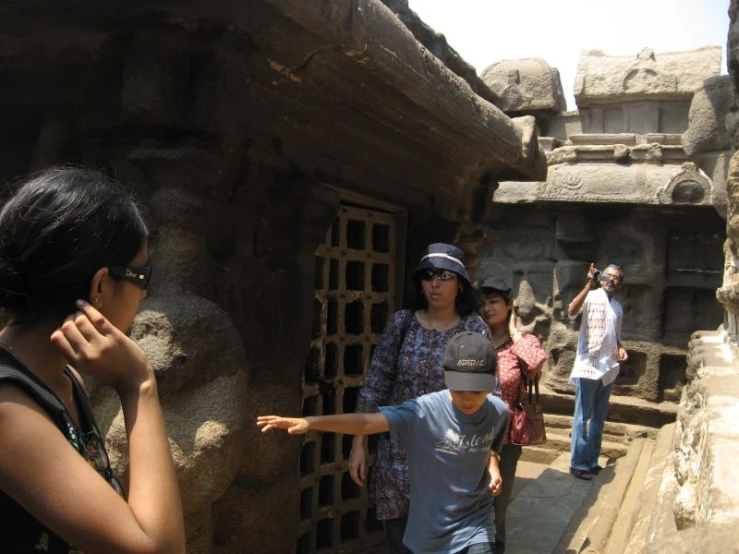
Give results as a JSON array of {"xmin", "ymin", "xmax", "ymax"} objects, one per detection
[{"xmin": 413, "ymin": 243, "xmax": 471, "ymax": 285}]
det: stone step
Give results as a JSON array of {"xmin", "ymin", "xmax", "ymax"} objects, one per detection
[
  {"xmin": 506, "ymin": 453, "xmax": 598, "ymax": 554},
  {"xmin": 623, "ymin": 422, "xmax": 678, "ymax": 553},
  {"xmin": 519, "ymin": 445, "xmax": 561, "ymax": 465},
  {"xmin": 527, "ymin": 431, "xmax": 629, "ymax": 461},
  {"xmin": 551, "ymin": 437, "xmax": 656, "ymax": 554},
  {"xmin": 544, "ymin": 413, "xmax": 660, "ymax": 443},
  {"xmin": 606, "ymin": 438, "xmax": 656, "ymax": 554}
]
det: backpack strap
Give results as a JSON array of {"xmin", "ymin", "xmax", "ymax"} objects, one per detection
[
  {"xmin": 0, "ymin": 361, "xmax": 68, "ymax": 432},
  {"xmin": 0, "ymin": 360, "xmax": 75, "ymax": 554}
]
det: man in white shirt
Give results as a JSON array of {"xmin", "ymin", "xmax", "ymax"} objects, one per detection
[{"xmin": 567, "ymin": 263, "xmax": 628, "ymax": 480}]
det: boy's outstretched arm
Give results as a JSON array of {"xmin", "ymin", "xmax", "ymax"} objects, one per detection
[{"xmin": 257, "ymin": 412, "xmax": 390, "ymax": 436}]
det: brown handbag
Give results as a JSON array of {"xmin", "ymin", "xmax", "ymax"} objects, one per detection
[{"xmin": 509, "ymin": 374, "xmax": 547, "ymax": 446}]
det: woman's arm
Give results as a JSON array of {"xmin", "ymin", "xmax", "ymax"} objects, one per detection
[
  {"xmin": 0, "ymin": 300, "xmax": 186, "ymax": 554},
  {"xmin": 0, "ymin": 380, "xmax": 184, "ymax": 554},
  {"xmin": 511, "ymin": 334, "xmax": 548, "ymax": 380}
]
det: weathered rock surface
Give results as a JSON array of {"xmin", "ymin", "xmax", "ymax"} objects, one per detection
[
  {"xmin": 575, "ymin": 47, "xmax": 722, "ymax": 104},
  {"xmin": 683, "ymin": 75, "xmax": 733, "ymax": 156},
  {"xmin": 481, "ymin": 58, "xmax": 567, "ymax": 114},
  {"xmin": 623, "ymin": 330, "xmax": 739, "ymax": 551},
  {"xmin": 89, "ymin": 296, "xmax": 248, "ymax": 545}
]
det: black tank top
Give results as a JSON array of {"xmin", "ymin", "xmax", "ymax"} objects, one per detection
[{"xmin": 0, "ymin": 350, "xmax": 123, "ymax": 553}]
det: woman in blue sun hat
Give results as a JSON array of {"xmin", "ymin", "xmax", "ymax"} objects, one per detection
[{"xmin": 349, "ymin": 243, "xmax": 489, "ymax": 553}]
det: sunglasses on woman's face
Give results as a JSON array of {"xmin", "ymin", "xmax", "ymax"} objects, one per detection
[
  {"xmin": 420, "ymin": 269, "xmax": 457, "ymax": 281},
  {"xmin": 108, "ymin": 265, "xmax": 151, "ymax": 290}
]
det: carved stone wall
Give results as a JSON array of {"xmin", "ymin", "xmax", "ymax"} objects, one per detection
[
  {"xmin": 475, "ymin": 204, "xmax": 725, "ymax": 405},
  {"xmin": 618, "ymin": 16, "xmax": 739, "ymax": 550},
  {"xmin": 481, "ymin": 46, "xmax": 727, "ymax": 416},
  {"xmin": 0, "ymin": 2, "xmax": 549, "ymax": 553}
]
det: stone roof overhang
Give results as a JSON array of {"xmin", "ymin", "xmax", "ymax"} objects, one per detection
[{"xmin": 0, "ymin": 0, "xmax": 546, "ymax": 221}]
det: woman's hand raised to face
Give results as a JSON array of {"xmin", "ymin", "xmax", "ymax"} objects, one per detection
[
  {"xmin": 508, "ymin": 306, "xmax": 522, "ymax": 343},
  {"xmin": 50, "ymin": 300, "xmax": 152, "ymax": 395}
]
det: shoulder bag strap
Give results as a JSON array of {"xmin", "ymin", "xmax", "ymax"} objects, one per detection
[{"xmin": 0, "ymin": 363, "xmax": 67, "ymax": 423}]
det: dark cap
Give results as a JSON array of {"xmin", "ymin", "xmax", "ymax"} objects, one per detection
[
  {"xmin": 442, "ymin": 332, "xmax": 497, "ymax": 392},
  {"xmin": 413, "ymin": 243, "xmax": 471, "ymax": 285},
  {"xmin": 478, "ymin": 274, "xmax": 512, "ymax": 297}
]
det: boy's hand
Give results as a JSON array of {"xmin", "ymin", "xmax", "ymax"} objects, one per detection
[
  {"xmin": 488, "ymin": 473, "xmax": 503, "ymax": 497},
  {"xmin": 257, "ymin": 415, "xmax": 309, "ymax": 435}
]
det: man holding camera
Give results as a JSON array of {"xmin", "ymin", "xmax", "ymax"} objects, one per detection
[{"xmin": 566, "ymin": 263, "xmax": 628, "ymax": 480}]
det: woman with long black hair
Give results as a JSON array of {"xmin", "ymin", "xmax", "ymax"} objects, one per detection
[{"xmin": 0, "ymin": 168, "xmax": 185, "ymax": 553}]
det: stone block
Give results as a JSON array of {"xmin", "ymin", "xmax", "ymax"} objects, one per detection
[
  {"xmin": 683, "ymin": 75, "xmax": 733, "ymax": 156},
  {"xmin": 574, "ymin": 47, "xmax": 722, "ymax": 106},
  {"xmin": 626, "ymin": 102, "xmax": 661, "ymax": 134},
  {"xmin": 660, "ymin": 353, "xmax": 688, "ymax": 402},
  {"xmin": 663, "ymin": 287, "xmax": 724, "ymax": 347},
  {"xmin": 612, "ymin": 342, "xmax": 662, "ymax": 402},
  {"xmin": 498, "ymin": 226, "xmax": 554, "ymax": 261},
  {"xmin": 480, "ymin": 57, "xmax": 566, "ymax": 114},
  {"xmin": 543, "ymin": 321, "xmax": 577, "ymax": 393},
  {"xmin": 544, "ymin": 111, "xmax": 582, "ymax": 142}
]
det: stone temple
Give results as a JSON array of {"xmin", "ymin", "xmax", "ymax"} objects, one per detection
[{"xmin": 0, "ymin": 0, "xmax": 738, "ymax": 552}]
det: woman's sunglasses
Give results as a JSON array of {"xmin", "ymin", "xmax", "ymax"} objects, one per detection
[
  {"xmin": 108, "ymin": 265, "xmax": 151, "ymax": 290},
  {"xmin": 420, "ymin": 269, "xmax": 457, "ymax": 282}
]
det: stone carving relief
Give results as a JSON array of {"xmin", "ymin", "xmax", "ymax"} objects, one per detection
[
  {"xmin": 657, "ymin": 163, "xmax": 712, "ymax": 205},
  {"xmin": 717, "ymin": 153, "xmax": 739, "ymax": 318},
  {"xmin": 623, "ymin": 48, "xmax": 678, "ymax": 95},
  {"xmin": 480, "ymin": 57, "xmax": 566, "ymax": 114},
  {"xmin": 574, "ymin": 46, "xmax": 721, "ymax": 105}
]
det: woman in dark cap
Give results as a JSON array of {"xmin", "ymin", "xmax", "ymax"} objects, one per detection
[
  {"xmin": 349, "ymin": 243, "xmax": 488, "ymax": 553},
  {"xmin": 478, "ymin": 274, "xmax": 547, "ymax": 554}
]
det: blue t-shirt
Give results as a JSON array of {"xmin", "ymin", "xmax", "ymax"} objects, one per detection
[{"xmin": 379, "ymin": 390, "xmax": 509, "ymax": 554}]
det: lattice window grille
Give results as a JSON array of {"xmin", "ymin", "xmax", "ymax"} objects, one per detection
[{"xmin": 297, "ymin": 205, "xmax": 399, "ymax": 554}]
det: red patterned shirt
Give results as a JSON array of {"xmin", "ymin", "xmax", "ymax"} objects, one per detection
[{"xmin": 493, "ymin": 333, "xmax": 547, "ymax": 445}]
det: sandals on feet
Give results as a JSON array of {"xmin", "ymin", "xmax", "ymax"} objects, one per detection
[{"xmin": 570, "ymin": 468, "xmax": 593, "ymax": 480}]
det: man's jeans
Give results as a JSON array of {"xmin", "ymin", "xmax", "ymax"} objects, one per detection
[{"xmin": 570, "ymin": 377, "xmax": 614, "ymax": 471}]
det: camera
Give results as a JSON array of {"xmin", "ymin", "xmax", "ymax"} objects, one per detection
[{"xmin": 590, "ymin": 268, "xmax": 611, "ymax": 288}]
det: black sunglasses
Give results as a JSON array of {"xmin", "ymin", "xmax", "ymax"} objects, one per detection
[
  {"xmin": 108, "ymin": 265, "xmax": 151, "ymax": 290},
  {"xmin": 419, "ymin": 269, "xmax": 457, "ymax": 281}
]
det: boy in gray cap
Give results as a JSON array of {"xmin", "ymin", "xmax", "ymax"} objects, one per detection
[{"xmin": 258, "ymin": 332, "xmax": 509, "ymax": 554}]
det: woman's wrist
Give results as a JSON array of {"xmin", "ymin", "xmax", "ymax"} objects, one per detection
[{"xmin": 115, "ymin": 365, "xmax": 157, "ymax": 399}]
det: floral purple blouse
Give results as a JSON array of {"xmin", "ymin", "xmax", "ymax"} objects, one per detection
[{"xmin": 356, "ymin": 309, "xmax": 489, "ymax": 520}]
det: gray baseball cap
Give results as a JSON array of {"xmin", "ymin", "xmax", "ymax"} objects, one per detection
[
  {"xmin": 478, "ymin": 274, "xmax": 512, "ymax": 297},
  {"xmin": 442, "ymin": 332, "xmax": 497, "ymax": 392}
]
